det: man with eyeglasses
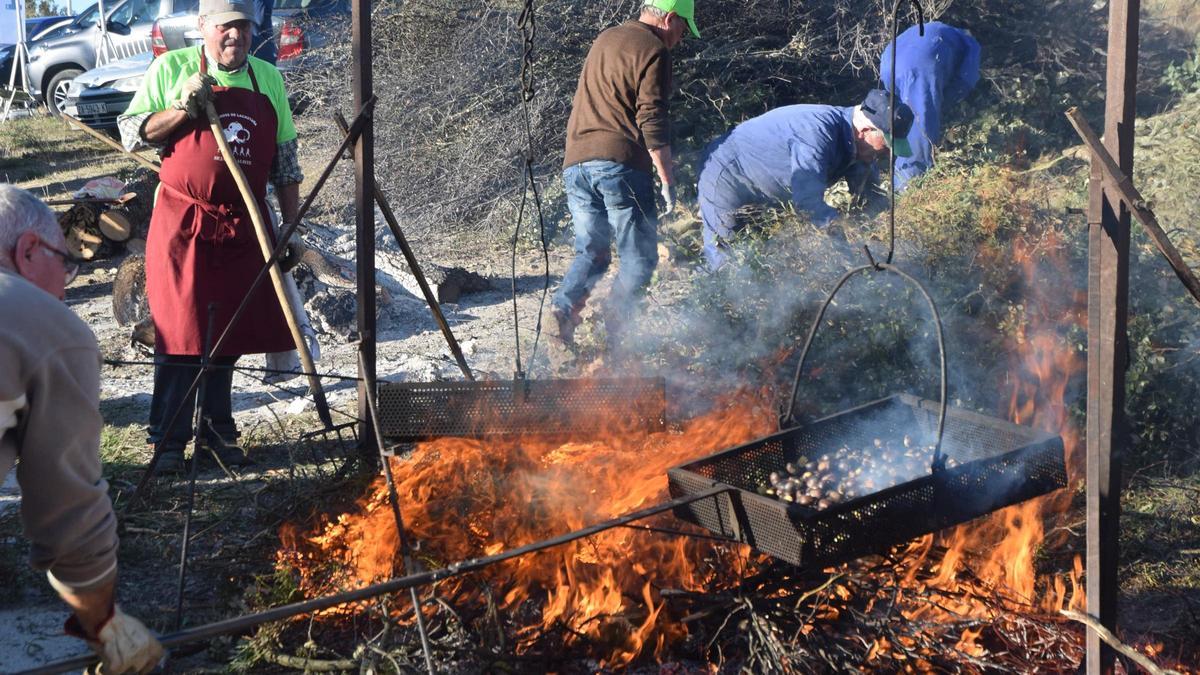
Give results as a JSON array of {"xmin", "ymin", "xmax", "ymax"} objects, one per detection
[{"xmin": 0, "ymin": 185, "xmax": 165, "ymax": 673}]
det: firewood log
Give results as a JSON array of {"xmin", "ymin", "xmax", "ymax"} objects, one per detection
[{"xmin": 98, "ymin": 209, "xmax": 134, "ymax": 242}]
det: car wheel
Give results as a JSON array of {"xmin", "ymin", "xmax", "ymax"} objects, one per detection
[{"xmin": 46, "ymin": 68, "xmax": 83, "ymax": 117}]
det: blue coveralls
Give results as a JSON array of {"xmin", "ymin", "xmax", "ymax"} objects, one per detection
[
  {"xmin": 880, "ymin": 21, "xmax": 980, "ymax": 191},
  {"xmin": 697, "ymin": 105, "xmax": 874, "ymax": 270}
]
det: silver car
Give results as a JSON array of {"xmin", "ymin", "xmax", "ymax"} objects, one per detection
[
  {"xmin": 62, "ymin": 51, "xmax": 152, "ymax": 130},
  {"xmin": 25, "ymin": 0, "xmax": 161, "ymax": 115}
]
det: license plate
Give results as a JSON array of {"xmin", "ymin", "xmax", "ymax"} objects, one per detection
[{"xmin": 77, "ymin": 102, "xmax": 107, "ymax": 115}]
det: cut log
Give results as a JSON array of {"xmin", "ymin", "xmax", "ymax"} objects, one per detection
[
  {"xmin": 125, "ymin": 238, "xmax": 146, "ymax": 254},
  {"xmin": 113, "ymin": 254, "xmax": 150, "ymax": 327},
  {"xmin": 67, "ymin": 227, "xmax": 104, "ymax": 260},
  {"xmin": 391, "ymin": 259, "xmax": 492, "ymax": 304},
  {"xmin": 99, "ymin": 209, "xmax": 134, "ymax": 242}
]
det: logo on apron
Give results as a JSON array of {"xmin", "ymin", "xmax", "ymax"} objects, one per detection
[{"xmin": 224, "ymin": 121, "xmax": 252, "ymax": 144}]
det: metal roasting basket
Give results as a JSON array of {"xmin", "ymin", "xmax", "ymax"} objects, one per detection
[
  {"xmin": 667, "ymin": 262, "xmax": 1066, "ymax": 566},
  {"xmin": 377, "ymin": 377, "xmax": 666, "ymax": 442},
  {"xmin": 667, "ymin": 393, "xmax": 1067, "ymax": 566}
]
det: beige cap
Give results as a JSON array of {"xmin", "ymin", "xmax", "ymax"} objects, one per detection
[{"xmin": 199, "ymin": 0, "xmax": 255, "ymax": 25}]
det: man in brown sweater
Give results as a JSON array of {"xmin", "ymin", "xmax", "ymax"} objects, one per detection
[
  {"xmin": 552, "ymin": 0, "xmax": 699, "ymax": 346},
  {"xmin": 0, "ymin": 185, "xmax": 164, "ymax": 673}
]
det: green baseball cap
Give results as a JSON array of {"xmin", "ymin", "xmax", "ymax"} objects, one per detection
[{"xmin": 649, "ymin": 0, "xmax": 700, "ymax": 38}]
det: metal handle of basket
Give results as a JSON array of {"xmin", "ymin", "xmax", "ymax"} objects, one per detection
[{"xmin": 782, "ymin": 259, "xmax": 949, "ymax": 472}]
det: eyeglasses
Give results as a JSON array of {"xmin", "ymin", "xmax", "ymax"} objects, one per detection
[{"xmin": 38, "ymin": 240, "xmax": 82, "ymax": 285}]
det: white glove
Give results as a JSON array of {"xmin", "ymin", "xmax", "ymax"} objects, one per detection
[
  {"xmin": 660, "ymin": 183, "xmax": 676, "ymax": 215},
  {"xmin": 302, "ymin": 323, "xmax": 321, "ymax": 361},
  {"xmin": 81, "ymin": 606, "xmax": 165, "ymax": 674},
  {"xmin": 170, "ymin": 72, "xmax": 216, "ymax": 119}
]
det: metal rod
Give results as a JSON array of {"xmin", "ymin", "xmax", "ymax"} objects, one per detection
[
  {"xmin": 1065, "ymin": 107, "xmax": 1200, "ymax": 306},
  {"xmin": 22, "ymin": 486, "xmax": 729, "ymax": 675},
  {"xmin": 62, "ymin": 112, "xmax": 162, "ymax": 173},
  {"xmin": 784, "ymin": 261, "xmax": 948, "ymax": 467},
  {"xmin": 358, "ymin": 345, "xmax": 436, "ymax": 673},
  {"xmin": 294, "ymin": 96, "xmax": 377, "ymax": 225},
  {"xmin": 176, "ymin": 303, "xmax": 217, "ymax": 631},
  {"xmin": 1086, "ymin": 0, "xmax": 1137, "ymax": 670},
  {"xmin": 353, "ymin": 0, "xmax": 376, "ymax": 454},
  {"xmin": 204, "ymin": 99, "xmax": 333, "ymax": 429},
  {"xmin": 334, "ymin": 112, "xmax": 475, "ymax": 381}
]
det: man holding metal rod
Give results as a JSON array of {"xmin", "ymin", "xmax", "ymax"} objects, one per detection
[
  {"xmin": 117, "ymin": 0, "xmax": 305, "ymax": 472},
  {"xmin": 0, "ymin": 185, "xmax": 164, "ymax": 673}
]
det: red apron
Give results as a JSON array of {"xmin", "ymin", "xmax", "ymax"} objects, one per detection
[{"xmin": 147, "ymin": 48, "xmax": 292, "ymax": 356}]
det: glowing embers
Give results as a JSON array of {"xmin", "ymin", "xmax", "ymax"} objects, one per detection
[
  {"xmin": 667, "ymin": 394, "xmax": 1068, "ymax": 567},
  {"xmin": 376, "ymin": 377, "xmax": 666, "ymax": 442}
]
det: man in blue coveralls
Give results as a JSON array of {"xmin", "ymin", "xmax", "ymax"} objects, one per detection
[
  {"xmin": 880, "ymin": 21, "xmax": 980, "ymax": 192},
  {"xmin": 697, "ymin": 89, "xmax": 915, "ymax": 270}
]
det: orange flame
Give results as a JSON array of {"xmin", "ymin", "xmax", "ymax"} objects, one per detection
[{"xmin": 280, "ymin": 390, "xmax": 777, "ymax": 666}]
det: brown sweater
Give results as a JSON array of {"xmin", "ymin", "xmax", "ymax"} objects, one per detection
[{"xmin": 563, "ymin": 20, "xmax": 672, "ymax": 175}]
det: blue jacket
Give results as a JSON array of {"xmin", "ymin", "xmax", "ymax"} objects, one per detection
[
  {"xmin": 880, "ymin": 22, "xmax": 980, "ymax": 191},
  {"xmin": 701, "ymin": 105, "xmax": 873, "ymax": 226}
]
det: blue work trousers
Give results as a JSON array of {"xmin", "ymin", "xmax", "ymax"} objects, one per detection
[
  {"xmin": 553, "ymin": 160, "xmax": 659, "ymax": 319},
  {"xmin": 698, "ymin": 152, "xmax": 758, "ymax": 271}
]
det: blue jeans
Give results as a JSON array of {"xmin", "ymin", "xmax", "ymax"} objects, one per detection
[{"xmin": 553, "ymin": 160, "xmax": 659, "ymax": 320}]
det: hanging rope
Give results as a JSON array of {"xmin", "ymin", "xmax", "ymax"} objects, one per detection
[{"xmin": 510, "ymin": 0, "xmax": 552, "ymax": 378}]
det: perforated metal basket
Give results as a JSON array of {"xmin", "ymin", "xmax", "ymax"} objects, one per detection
[
  {"xmin": 667, "ymin": 394, "xmax": 1067, "ymax": 567},
  {"xmin": 377, "ymin": 377, "xmax": 666, "ymax": 441}
]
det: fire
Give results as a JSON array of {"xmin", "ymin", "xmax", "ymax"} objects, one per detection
[
  {"xmin": 280, "ymin": 389, "xmax": 778, "ymax": 666},
  {"xmin": 277, "ymin": 230, "xmax": 1105, "ymax": 667},
  {"xmin": 905, "ymin": 231, "xmax": 1086, "ymax": 624}
]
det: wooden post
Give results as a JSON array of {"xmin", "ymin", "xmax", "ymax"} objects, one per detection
[
  {"xmin": 353, "ymin": 0, "xmax": 376, "ymax": 452},
  {"xmin": 1086, "ymin": 0, "xmax": 1138, "ymax": 671}
]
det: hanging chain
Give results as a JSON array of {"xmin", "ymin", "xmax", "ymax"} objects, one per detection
[{"xmin": 510, "ymin": 0, "xmax": 551, "ymax": 379}]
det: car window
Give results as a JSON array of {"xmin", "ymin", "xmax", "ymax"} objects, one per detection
[
  {"xmin": 75, "ymin": 3, "xmax": 101, "ymax": 28},
  {"xmin": 124, "ymin": 0, "xmax": 156, "ymax": 25},
  {"xmin": 108, "ymin": 0, "xmax": 142, "ymax": 26}
]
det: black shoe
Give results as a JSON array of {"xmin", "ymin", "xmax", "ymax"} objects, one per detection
[
  {"xmin": 153, "ymin": 447, "xmax": 187, "ymax": 475},
  {"xmin": 200, "ymin": 439, "xmax": 252, "ymax": 468}
]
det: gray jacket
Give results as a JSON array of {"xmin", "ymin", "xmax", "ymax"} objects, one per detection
[{"xmin": 0, "ymin": 269, "xmax": 118, "ymax": 591}]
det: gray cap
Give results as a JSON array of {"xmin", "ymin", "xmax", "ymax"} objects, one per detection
[{"xmin": 199, "ymin": 0, "xmax": 255, "ymax": 25}]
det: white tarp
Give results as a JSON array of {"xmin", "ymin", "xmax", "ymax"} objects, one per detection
[{"xmin": 0, "ymin": 0, "xmax": 25, "ymax": 44}]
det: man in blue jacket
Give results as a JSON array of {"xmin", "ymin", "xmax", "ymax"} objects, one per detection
[
  {"xmin": 880, "ymin": 21, "xmax": 980, "ymax": 192},
  {"xmin": 697, "ymin": 89, "xmax": 914, "ymax": 270}
]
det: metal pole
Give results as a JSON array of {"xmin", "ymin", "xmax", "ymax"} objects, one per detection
[
  {"xmin": 353, "ymin": 0, "xmax": 376, "ymax": 454},
  {"xmin": 1086, "ymin": 0, "xmax": 1138, "ymax": 671},
  {"xmin": 21, "ymin": 486, "xmax": 729, "ymax": 675}
]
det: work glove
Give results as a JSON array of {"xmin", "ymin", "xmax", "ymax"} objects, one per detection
[
  {"xmin": 660, "ymin": 183, "xmax": 676, "ymax": 216},
  {"xmin": 279, "ymin": 238, "xmax": 306, "ymax": 273},
  {"xmin": 171, "ymin": 72, "xmax": 217, "ymax": 119},
  {"xmin": 67, "ymin": 605, "xmax": 164, "ymax": 674}
]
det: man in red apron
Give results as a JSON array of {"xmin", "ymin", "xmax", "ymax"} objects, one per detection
[{"xmin": 118, "ymin": 0, "xmax": 303, "ymax": 471}]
